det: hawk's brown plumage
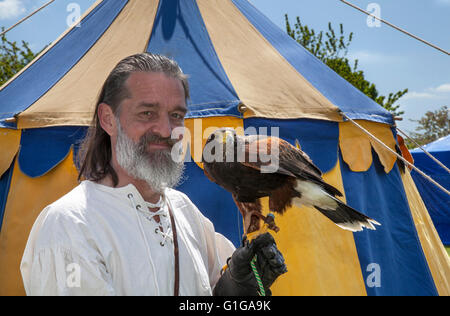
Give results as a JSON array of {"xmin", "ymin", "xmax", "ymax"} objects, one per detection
[{"xmin": 202, "ymin": 128, "xmax": 380, "ymax": 234}]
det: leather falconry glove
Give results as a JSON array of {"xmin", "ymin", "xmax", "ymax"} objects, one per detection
[{"xmin": 213, "ymin": 233, "xmax": 287, "ymax": 296}]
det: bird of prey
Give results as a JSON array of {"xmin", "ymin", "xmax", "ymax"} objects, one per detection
[{"xmin": 202, "ymin": 128, "xmax": 380, "ymax": 235}]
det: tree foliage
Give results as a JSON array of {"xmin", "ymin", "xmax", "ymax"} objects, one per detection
[
  {"xmin": 285, "ymin": 15, "xmax": 408, "ymax": 117},
  {"xmin": 1, "ymin": 29, "xmax": 37, "ymax": 86},
  {"xmin": 407, "ymin": 106, "xmax": 449, "ymax": 147}
]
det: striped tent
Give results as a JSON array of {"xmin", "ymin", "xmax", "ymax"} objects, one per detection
[{"xmin": 0, "ymin": 0, "xmax": 449, "ymax": 296}]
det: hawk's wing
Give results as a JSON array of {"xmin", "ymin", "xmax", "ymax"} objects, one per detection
[{"xmin": 239, "ymin": 135, "xmax": 343, "ymax": 197}]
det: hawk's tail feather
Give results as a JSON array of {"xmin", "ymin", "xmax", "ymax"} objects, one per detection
[{"xmin": 314, "ymin": 200, "xmax": 381, "ymax": 232}]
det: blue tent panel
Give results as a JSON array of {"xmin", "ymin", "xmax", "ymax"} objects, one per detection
[
  {"xmin": 411, "ymin": 172, "xmax": 450, "ymax": 245},
  {"xmin": 0, "ymin": 0, "xmax": 128, "ymax": 125},
  {"xmin": 412, "ymin": 152, "xmax": 450, "ymax": 176},
  {"xmin": 410, "ymin": 136, "xmax": 450, "ymax": 245},
  {"xmin": 18, "ymin": 127, "xmax": 87, "ymax": 178},
  {"xmin": 0, "ymin": 162, "xmax": 14, "ymax": 232},
  {"xmin": 243, "ymin": 118, "xmax": 339, "ymax": 173},
  {"xmin": 147, "ymin": 0, "xmax": 241, "ymax": 118},
  {"xmin": 232, "ymin": 0, "xmax": 394, "ymax": 125},
  {"xmin": 340, "ymin": 151, "xmax": 438, "ymax": 295}
]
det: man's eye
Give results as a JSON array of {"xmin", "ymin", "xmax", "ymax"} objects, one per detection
[
  {"xmin": 141, "ymin": 111, "xmax": 154, "ymax": 118},
  {"xmin": 172, "ymin": 113, "xmax": 184, "ymax": 120}
]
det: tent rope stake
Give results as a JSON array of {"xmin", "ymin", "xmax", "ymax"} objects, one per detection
[
  {"xmin": 396, "ymin": 127, "xmax": 450, "ymax": 175},
  {"xmin": 339, "ymin": 111, "xmax": 450, "ymax": 197}
]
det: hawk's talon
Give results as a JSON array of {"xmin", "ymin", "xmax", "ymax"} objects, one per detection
[
  {"xmin": 264, "ymin": 213, "xmax": 280, "ymax": 233},
  {"xmin": 245, "ymin": 212, "xmax": 279, "ymax": 242}
]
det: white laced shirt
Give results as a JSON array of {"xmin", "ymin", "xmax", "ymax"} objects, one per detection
[{"xmin": 20, "ymin": 180, "xmax": 235, "ymax": 296}]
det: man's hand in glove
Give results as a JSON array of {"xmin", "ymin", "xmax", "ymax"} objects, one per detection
[{"xmin": 213, "ymin": 233, "xmax": 287, "ymax": 296}]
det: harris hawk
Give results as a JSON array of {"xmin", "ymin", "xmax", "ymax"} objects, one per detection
[{"xmin": 202, "ymin": 128, "xmax": 380, "ymax": 236}]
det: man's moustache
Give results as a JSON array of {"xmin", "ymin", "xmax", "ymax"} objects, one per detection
[{"xmin": 139, "ymin": 133, "xmax": 178, "ymax": 148}]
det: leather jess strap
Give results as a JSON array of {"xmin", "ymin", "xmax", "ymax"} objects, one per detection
[{"xmin": 167, "ymin": 204, "xmax": 179, "ymax": 296}]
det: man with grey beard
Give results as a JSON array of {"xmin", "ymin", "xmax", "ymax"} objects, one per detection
[
  {"xmin": 20, "ymin": 53, "xmax": 286, "ymax": 296},
  {"xmin": 115, "ymin": 118, "xmax": 185, "ymax": 195}
]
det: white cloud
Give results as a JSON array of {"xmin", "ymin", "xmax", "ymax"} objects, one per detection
[
  {"xmin": 404, "ymin": 83, "xmax": 450, "ymax": 100},
  {"xmin": 348, "ymin": 50, "xmax": 391, "ymax": 64},
  {"xmin": 347, "ymin": 50, "xmax": 404, "ymax": 68},
  {"xmin": 403, "ymin": 91, "xmax": 438, "ymax": 100},
  {"xmin": 0, "ymin": 0, "xmax": 25, "ymax": 20},
  {"xmin": 434, "ymin": 83, "xmax": 450, "ymax": 93}
]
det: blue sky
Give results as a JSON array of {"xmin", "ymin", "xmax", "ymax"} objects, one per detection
[{"xmin": 1, "ymin": 0, "xmax": 449, "ymax": 133}]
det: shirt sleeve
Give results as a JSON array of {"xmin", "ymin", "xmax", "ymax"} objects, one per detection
[
  {"xmin": 20, "ymin": 206, "xmax": 116, "ymax": 296},
  {"xmin": 193, "ymin": 208, "xmax": 236, "ymax": 290},
  {"xmin": 21, "ymin": 246, "xmax": 115, "ymax": 296},
  {"xmin": 215, "ymin": 232, "xmax": 236, "ymax": 266}
]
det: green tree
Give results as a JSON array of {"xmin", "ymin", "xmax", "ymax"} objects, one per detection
[
  {"xmin": 285, "ymin": 15, "xmax": 408, "ymax": 117},
  {"xmin": 407, "ymin": 106, "xmax": 449, "ymax": 148},
  {"xmin": 1, "ymin": 29, "xmax": 38, "ymax": 86}
]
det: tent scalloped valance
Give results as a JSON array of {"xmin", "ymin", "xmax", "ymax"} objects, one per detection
[
  {"xmin": 17, "ymin": 127, "xmax": 86, "ymax": 178},
  {"xmin": 1, "ymin": 119, "xmax": 400, "ymax": 180},
  {"xmin": 0, "ymin": 129, "xmax": 21, "ymax": 178},
  {"xmin": 339, "ymin": 121, "xmax": 397, "ymax": 174}
]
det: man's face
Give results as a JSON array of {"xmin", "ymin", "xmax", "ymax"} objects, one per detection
[
  {"xmin": 112, "ymin": 72, "xmax": 188, "ymax": 192},
  {"xmin": 116, "ymin": 71, "xmax": 187, "ymax": 150}
]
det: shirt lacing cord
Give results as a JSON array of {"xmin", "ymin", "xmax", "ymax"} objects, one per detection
[
  {"xmin": 128, "ymin": 193, "xmax": 173, "ymax": 247},
  {"xmin": 141, "ymin": 203, "xmax": 173, "ymax": 247}
]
